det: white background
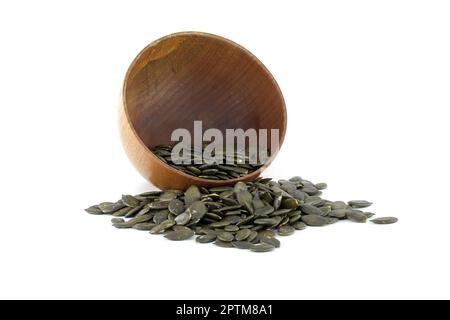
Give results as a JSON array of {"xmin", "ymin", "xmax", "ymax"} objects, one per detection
[{"xmin": 1, "ymin": 0, "xmax": 449, "ymax": 300}]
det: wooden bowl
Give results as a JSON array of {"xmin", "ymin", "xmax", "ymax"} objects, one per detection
[{"xmin": 119, "ymin": 32, "xmax": 287, "ymax": 190}]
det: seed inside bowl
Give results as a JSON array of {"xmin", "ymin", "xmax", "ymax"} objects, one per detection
[
  {"xmin": 151, "ymin": 144, "xmax": 269, "ymax": 180},
  {"xmin": 85, "ymin": 176, "xmax": 397, "ymax": 252}
]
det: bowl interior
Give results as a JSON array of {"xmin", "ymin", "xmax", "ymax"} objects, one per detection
[{"xmin": 123, "ymin": 32, "xmax": 286, "ymax": 163}]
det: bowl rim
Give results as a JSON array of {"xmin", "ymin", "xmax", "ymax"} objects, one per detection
[{"xmin": 121, "ymin": 31, "xmax": 287, "ymax": 185}]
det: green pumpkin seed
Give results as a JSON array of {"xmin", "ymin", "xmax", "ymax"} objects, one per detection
[
  {"xmin": 108, "ymin": 206, "xmax": 131, "ymax": 217},
  {"xmin": 218, "ymin": 165, "xmax": 248, "ymax": 174},
  {"xmin": 121, "ymin": 195, "xmax": 140, "ymax": 207},
  {"xmin": 168, "ymin": 199, "xmax": 184, "ymax": 215},
  {"xmin": 175, "ymin": 211, "xmax": 192, "ymax": 226},
  {"xmin": 363, "ymin": 212, "xmax": 376, "ymax": 218},
  {"xmin": 98, "ymin": 202, "xmax": 124, "ymax": 214},
  {"xmin": 278, "ymin": 225, "xmax": 295, "ymax": 236},
  {"xmin": 135, "ymin": 205, "xmax": 151, "ymax": 217},
  {"xmin": 280, "ymin": 198, "xmax": 299, "ymax": 210},
  {"xmin": 258, "ymin": 230, "xmax": 276, "ymax": 238},
  {"xmin": 160, "ymin": 192, "xmax": 178, "ymax": 202},
  {"xmin": 254, "ymin": 218, "xmax": 278, "ymax": 226},
  {"xmin": 132, "ymin": 222, "xmax": 156, "ymax": 231},
  {"xmin": 210, "ymin": 186, "xmax": 234, "ymax": 193},
  {"xmin": 224, "ymin": 225, "xmax": 240, "ymax": 232},
  {"xmin": 289, "ymin": 213, "xmax": 302, "ymax": 223},
  {"xmin": 186, "ymin": 166, "xmax": 202, "ymax": 175},
  {"xmin": 260, "ymin": 236, "xmax": 281, "ymax": 248},
  {"xmin": 302, "ymin": 186, "xmax": 319, "ymax": 195},
  {"xmin": 273, "ymin": 194, "xmax": 283, "ymax": 210},
  {"xmin": 214, "ymin": 240, "xmax": 234, "ymax": 248},
  {"xmin": 164, "ymin": 226, "xmax": 194, "ymax": 241},
  {"xmin": 235, "ymin": 228, "xmax": 251, "ymax": 241},
  {"xmin": 148, "ymin": 201, "xmax": 170, "ymax": 210},
  {"xmin": 196, "ymin": 234, "xmax": 217, "ymax": 243},
  {"xmin": 348, "ymin": 200, "xmax": 373, "ymax": 208},
  {"xmin": 111, "ymin": 218, "xmax": 125, "ymax": 224},
  {"xmin": 153, "ymin": 210, "xmax": 169, "ymax": 224},
  {"xmin": 299, "ymin": 203, "xmax": 322, "ymax": 215},
  {"xmin": 150, "ymin": 220, "xmax": 176, "ymax": 234},
  {"xmin": 215, "ymin": 205, "xmax": 242, "ymax": 213},
  {"xmin": 250, "ymin": 243, "xmax": 275, "ymax": 252},
  {"xmin": 231, "ymin": 241, "xmax": 253, "ymax": 249},
  {"xmin": 236, "ymin": 190, "xmax": 252, "ymax": 206},
  {"xmin": 85, "ymin": 205, "xmax": 103, "ymax": 215},
  {"xmin": 327, "ymin": 218, "xmax": 339, "ymax": 225},
  {"xmin": 293, "ymin": 222, "xmax": 307, "ymax": 230},
  {"xmin": 217, "ymin": 231, "xmax": 234, "ymax": 242},
  {"xmin": 329, "ymin": 209, "xmax": 348, "ymax": 219},
  {"xmin": 210, "ymin": 220, "xmax": 231, "ymax": 228},
  {"xmin": 319, "ymin": 206, "xmax": 332, "ymax": 216},
  {"xmin": 346, "ymin": 210, "xmax": 368, "ymax": 223},
  {"xmin": 371, "ymin": 217, "xmax": 398, "ymax": 224},
  {"xmin": 301, "ymin": 215, "xmax": 329, "ymax": 226},
  {"xmin": 254, "ymin": 205, "xmax": 275, "ymax": 216},
  {"xmin": 224, "ymin": 215, "xmax": 241, "ymax": 224},
  {"xmin": 331, "ymin": 201, "xmax": 348, "ymax": 210},
  {"xmin": 124, "ymin": 203, "xmax": 146, "ymax": 218},
  {"xmin": 315, "ymin": 182, "xmax": 327, "ymax": 190},
  {"xmin": 185, "ymin": 185, "xmax": 201, "ymax": 205}
]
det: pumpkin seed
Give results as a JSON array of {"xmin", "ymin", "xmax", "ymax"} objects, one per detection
[
  {"xmin": 214, "ymin": 240, "xmax": 234, "ymax": 248},
  {"xmin": 247, "ymin": 230, "xmax": 259, "ymax": 242},
  {"xmin": 278, "ymin": 225, "xmax": 295, "ymax": 236},
  {"xmin": 196, "ymin": 234, "xmax": 217, "ymax": 243},
  {"xmin": 371, "ymin": 217, "xmax": 398, "ymax": 224},
  {"xmin": 174, "ymin": 211, "xmax": 192, "ymax": 226},
  {"xmin": 150, "ymin": 220, "xmax": 176, "ymax": 234},
  {"xmin": 315, "ymin": 182, "xmax": 327, "ymax": 190},
  {"xmin": 258, "ymin": 230, "xmax": 276, "ymax": 238},
  {"xmin": 132, "ymin": 222, "xmax": 156, "ymax": 231},
  {"xmin": 260, "ymin": 236, "xmax": 281, "ymax": 248},
  {"xmin": 164, "ymin": 226, "xmax": 194, "ymax": 241},
  {"xmin": 217, "ymin": 231, "xmax": 234, "ymax": 242},
  {"xmin": 210, "ymin": 220, "xmax": 230, "ymax": 228},
  {"xmin": 348, "ymin": 200, "xmax": 373, "ymax": 208},
  {"xmin": 280, "ymin": 198, "xmax": 299, "ymax": 209},
  {"xmin": 250, "ymin": 243, "xmax": 275, "ymax": 252},
  {"xmin": 168, "ymin": 199, "xmax": 184, "ymax": 215},
  {"xmin": 98, "ymin": 202, "xmax": 124, "ymax": 214},
  {"xmin": 111, "ymin": 218, "xmax": 125, "ymax": 224},
  {"xmin": 331, "ymin": 201, "xmax": 348, "ymax": 210},
  {"xmin": 254, "ymin": 205, "xmax": 275, "ymax": 216},
  {"xmin": 85, "ymin": 205, "xmax": 103, "ymax": 215},
  {"xmin": 235, "ymin": 229, "xmax": 251, "ymax": 241},
  {"xmin": 299, "ymin": 203, "xmax": 323, "ymax": 215},
  {"xmin": 363, "ymin": 212, "xmax": 376, "ymax": 218},
  {"xmin": 153, "ymin": 210, "xmax": 169, "ymax": 224},
  {"xmin": 224, "ymin": 225, "xmax": 240, "ymax": 232},
  {"xmin": 346, "ymin": 210, "xmax": 368, "ymax": 223},
  {"xmin": 231, "ymin": 241, "xmax": 253, "ymax": 249},
  {"xmin": 329, "ymin": 209, "xmax": 348, "ymax": 219},
  {"xmin": 293, "ymin": 222, "xmax": 307, "ymax": 230},
  {"xmin": 301, "ymin": 215, "xmax": 329, "ymax": 226},
  {"xmin": 121, "ymin": 195, "xmax": 140, "ymax": 207},
  {"xmin": 254, "ymin": 218, "xmax": 278, "ymax": 226},
  {"xmin": 185, "ymin": 185, "xmax": 201, "ymax": 205},
  {"xmin": 111, "ymin": 206, "xmax": 132, "ymax": 217}
]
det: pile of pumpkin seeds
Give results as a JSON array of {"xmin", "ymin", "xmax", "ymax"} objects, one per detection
[
  {"xmin": 85, "ymin": 176, "xmax": 397, "ymax": 252},
  {"xmin": 151, "ymin": 144, "xmax": 267, "ymax": 180}
]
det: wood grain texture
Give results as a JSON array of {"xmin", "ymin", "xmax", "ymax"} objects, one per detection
[{"xmin": 119, "ymin": 31, "xmax": 287, "ymax": 190}]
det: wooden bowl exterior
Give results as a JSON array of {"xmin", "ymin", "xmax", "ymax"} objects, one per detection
[{"xmin": 119, "ymin": 32, "xmax": 287, "ymax": 190}]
